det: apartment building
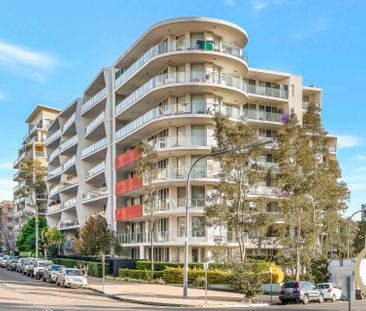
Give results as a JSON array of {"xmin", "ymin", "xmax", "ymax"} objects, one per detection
[
  {"xmin": 0, "ymin": 200, "xmax": 14, "ymax": 253},
  {"xmin": 45, "ymin": 17, "xmax": 337, "ymax": 260},
  {"xmin": 13, "ymin": 105, "xmax": 61, "ymax": 237}
]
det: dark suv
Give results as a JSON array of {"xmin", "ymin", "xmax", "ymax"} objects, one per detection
[{"xmin": 279, "ymin": 281, "xmax": 324, "ymax": 304}]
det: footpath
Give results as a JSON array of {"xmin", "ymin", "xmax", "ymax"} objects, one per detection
[{"xmin": 87, "ymin": 277, "xmax": 278, "ymax": 308}]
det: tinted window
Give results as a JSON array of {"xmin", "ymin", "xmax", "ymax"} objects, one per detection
[
  {"xmin": 51, "ymin": 265, "xmax": 62, "ymax": 271},
  {"xmin": 283, "ymin": 282, "xmax": 298, "ymax": 288},
  {"xmin": 317, "ymin": 284, "xmax": 330, "ymax": 289}
]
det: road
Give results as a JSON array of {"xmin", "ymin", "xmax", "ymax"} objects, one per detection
[{"xmin": 0, "ymin": 267, "xmax": 365, "ymax": 310}]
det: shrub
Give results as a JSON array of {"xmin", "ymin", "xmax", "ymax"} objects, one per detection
[
  {"xmin": 262, "ymin": 263, "xmax": 285, "ymax": 284},
  {"xmin": 162, "ymin": 267, "xmax": 232, "ymax": 285},
  {"xmin": 52, "ymin": 258, "xmax": 110, "ymax": 278},
  {"xmin": 118, "ymin": 268, "xmax": 163, "ymax": 280},
  {"xmin": 135, "ymin": 260, "xmax": 228, "ymax": 271},
  {"xmin": 193, "ymin": 276, "xmax": 206, "ymax": 287},
  {"xmin": 284, "ymin": 274, "xmax": 315, "ymax": 283}
]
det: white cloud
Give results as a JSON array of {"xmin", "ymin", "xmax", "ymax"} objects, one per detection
[
  {"xmin": 337, "ymin": 135, "xmax": 361, "ymax": 149},
  {"xmin": 352, "ymin": 166, "xmax": 366, "ymax": 173},
  {"xmin": 0, "ymin": 40, "xmax": 62, "ymax": 83},
  {"xmin": 356, "ymin": 155, "xmax": 366, "ymax": 160},
  {"xmin": 292, "ymin": 19, "xmax": 330, "ymax": 40},
  {"xmin": 0, "ymin": 161, "xmax": 13, "ymax": 169},
  {"xmin": 223, "ymin": 0, "xmax": 235, "ymax": 7},
  {"xmin": 250, "ymin": 0, "xmax": 285, "ymax": 12},
  {"xmin": 0, "ymin": 178, "xmax": 14, "ymax": 201}
]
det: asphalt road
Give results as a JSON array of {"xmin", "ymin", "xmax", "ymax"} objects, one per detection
[{"xmin": 0, "ymin": 267, "xmax": 365, "ymax": 310}]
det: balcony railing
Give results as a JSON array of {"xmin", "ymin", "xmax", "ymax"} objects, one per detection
[
  {"xmin": 154, "ymin": 166, "xmax": 220, "ymax": 181},
  {"xmin": 81, "ymin": 87, "xmax": 107, "ymax": 114},
  {"xmin": 60, "ymin": 135, "xmax": 78, "ymax": 153},
  {"xmin": 48, "ymin": 148, "xmax": 59, "ymax": 162},
  {"xmin": 47, "ymin": 203, "xmax": 61, "ymax": 214},
  {"xmin": 246, "ymin": 186, "xmax": 280, "ymax": 196},
  {"xmin": 247, "ymin": 83, "xmax": 288, "ymax": 99},
  {"xmin": 116, "ymin": 176, "xmax": 143, "ymax": 195},
  {"xmin": 63, "ymin": 197, "xmax": 77, "ymax": 210},
  {"xmin": 47, "ymin": 166, "xmax": 62, "ymax": 178},
  {"xmin": 144, "ymin": 198, "xmax": 209, "ymax": 213},
  {"xmin": 242, "ymin": 110, "xmax": 283, "ymax": 123},
  {"xmin": 63, "ymin": 113, "xmax": 76, "ymax": 133},
  {"xmin": 115, "ymin": 149, "xmax": 142, "ymax": 169},
  {"xmin": 82, "ymin": 186, "xmax": 108, "ymax": 201},
  {"xmin": 115, "ymin": 71, "xmax": 247, "ymax": 116},
  {"xmin": 82, "ymin": 137, "xmax": 107, "ymax": 157},
  {"xmin": 86, "ymin": 161, "xmax": 105, "ymax": 179},
  {"xmin": 63, "ymin": 155, "xmax": 76, "ymax": 171},
  {"xmin": 45, "ymin": 129, "xmax": 62, "ymax": 145},
  {"xmin": 115, "ymin": 39, "xmax": 247, "ymax": 88},
  {"xmin": 49, "ymin": 185, "xmax": 61, "ymax": 197},
  {"xmin": 58, "ymin": 220, "xmax": 79, "ymax": 229},
  {"xmin": 85, "ymin": 111, "xmax": 105, "ymax": 136},
  {"xmin": 148, "ymin": 135, "xmax": 216, "ymax": 151},
  {"xmin": 60, "ymin": 177, "xmax": 79, "ymax": 190},
  {"xmin": 116, "ymin": 102, "xmax": 212, "ymax": 140}
]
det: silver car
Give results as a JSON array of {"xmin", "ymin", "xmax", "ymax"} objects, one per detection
[{"xmin": 56, "ymin": 268, "xmax": 88, "ymax": 288}]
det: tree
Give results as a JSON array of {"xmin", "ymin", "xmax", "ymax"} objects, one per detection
[
  {"xmin": 135, "ymin": 141, "xmax": 159, "ymax": 277},
  {"xmin": 16, "ymin": 216, "xmax": 48, "ymax": 253},
  {"xmin": 42, "ymin": 227, "xmax": 66, "ymax": 258},
  {"xmin": 275, "ymin": 106, "xmax": 349, "ymax": 280},
  {"xmin": 206, "ymin": 114, "xmax": 275, "ymax": 261},
  {"xmin": 15, "ymin": 157, "xmax": 46, "ymax": 257},
  {"xmin": 354, "ymin": 219, "xmax": 366, "ymax": 255},
  {"xmin": 74, "ymin": 214, "xmax": 121, "ymax": 255}
]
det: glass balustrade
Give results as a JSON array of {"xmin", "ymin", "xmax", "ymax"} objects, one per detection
[
  {"xmin": 63, "ymin": 155, "xmax": 76, "ymax": 170},
  {"xmin": 62, "ymin": 197, "xmax": 77, "ymax": 209},
  {"xmin": 115, "ymin": 39, "xmax": 247, "ymax": 88},
  {"xmin": 152, "ymin": 166, "xmax": 220, "ymax": 181},
  {"xmin": 85, "ymin": 111, "xmax": 105, "ymax": 136},
  {"xmin": 63, "ymin": 113, "xmax": 76, "ymax": 132},
  {"xmin": 86, "ymin": 161, "xmax": 105, "ymax": 179},
  {"xmin": 82, "ymin": 186, "xmax": 108, "ymax": 201},
  {"xmin": 81, "ymin": 137, "xmax": 107, "ymax": 157},
  {"xmin": 247, "ymin": 83, "xmax": 288, "ymax": 99},
  {"xmin": 242, "ymin": 110, "xmax": 283, "ymax": 123},
  {"xmin": 115, "ymin": 71, "xmax": 247, "ymax": 116},
  {"xmin": 45, "ymin": 129, "xmax": 62, "ymax": 145},
  {"xmin": 81, "ymin": 87, "xmax": 107, "ymax": 114}
]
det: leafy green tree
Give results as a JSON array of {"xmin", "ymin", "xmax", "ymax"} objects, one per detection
[
  {"xmin": 74, "ymin": 214, "xmax": 121, "ymax": 255},
  {"xmin": 15, "ymin": 157, "xmax": 46, "ymax": 257},
  {"xmin": 42, "ymin": 227, "xmax": 66, "ymax": 258},
  {"xmin": 275, "ymin": 105, "xmax": 349, "ymax": 280},
  {"xmin": 135, "ymin": 141, "xmax": 159, "ymax": 277},
  {"xmin": 16, "ymin": 216, "xmax": 47, "ymax": 252},
  {"xmin": 206, "ymin": 114, "xmax": 275, "ymax": 261},
  {"xmin": 354, "ymin": 219, "xmax": 366, "ymax": 255}
]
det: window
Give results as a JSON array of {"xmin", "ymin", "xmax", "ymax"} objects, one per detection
[
  {"xmin": 290, "ymin": 84, "xmax": 295, "ymax": 97},
  {"xmin": 191, "ymin": 94, "xmax": 205, "ymax": 113},
  {"xmin": 177, "ymin": 217, "xmax": 185, "ymax": 237},
  {"xmin": 191, "ymin": 155, "xmax": 206, "ymax": 178},
  {"xmin": 192, "ymin": 186, "xmax": 205, "ymax": 207},
  {"xmin": 191, "ymin": 125, "xmax": 205, "ymax": 146},
  {"xmin": 177, "ymin": 187, "xmax": 186, "ymax": 207},
  {"xmin": 176, "ymin": 34, "xmax": 185, "ymax": 50},
  {"xmin": 192, "ymin": 217, "xmax": 206, "ymax": 237},
  {"xmin": 259, "ymin": 129, "xmax": 277, "ymax": 139}
]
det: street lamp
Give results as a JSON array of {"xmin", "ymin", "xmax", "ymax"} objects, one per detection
[
  {"xmin": 182, "ymin": 140, "xmax": 273, "ymax": 298},
  {"xmin": 347, "ymin": 210, "xmax": 364, "ymax": 258}
]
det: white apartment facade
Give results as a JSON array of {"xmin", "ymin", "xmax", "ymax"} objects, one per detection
[
  {"xmin": 45, "ymin": 17, "xmax": 337, "ymax": 260},
  {"xmin": 13, "ymin": 105, "xmax": 61, "ymax": 237}
]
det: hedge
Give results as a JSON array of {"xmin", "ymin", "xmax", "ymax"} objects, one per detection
[
  {"xmin": 53, "ymin": 258, "xmax": 110, "ymax": 278},
  {"xmin": 118, "ymin": 268, "xmax": 163, "ymax": 280},
  {"xmin": 135, "ymin": 260, "xmax": 227, "ymax": 272},
  {"xmin": 162, "ymin": 268, "xmax": 232, "ymax": 285}
]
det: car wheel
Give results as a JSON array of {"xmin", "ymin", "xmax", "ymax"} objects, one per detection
[
  {"xmin": 332, "ymin": 294, "xmax": 336, "ymax": 302},
  {"xmin": 318, "ymin": 294, "xmax": 324, "ymax": 303},
  {"xmin": 303, "ymin": 295, "xmax": 309, "ymax": 304},
  {"xmin": 295, "ymin": 297, "xmax": 301, "ymax": 304},
  {"xmin": 63, "ymin": 281, "xmax": 66, "ymax": 288}
]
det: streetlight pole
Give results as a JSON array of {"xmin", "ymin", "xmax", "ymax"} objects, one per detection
[
  {"xmin": 182, "ymin": 140, "xmax": 273, "ymax": 298},
  {"xmin": 347, "ymin": 210, "xmax": 364, "ymax": 258}
]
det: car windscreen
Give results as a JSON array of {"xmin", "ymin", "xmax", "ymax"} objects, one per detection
[
  {"xmin": 65, "ymin": 270, "xmax": 83, "ymax": 276},
  {"xmin": 51, "ymin": 265, "xmax": 62, "ymax": 271},
  {"xmin": 283, "ymin": 282, "xmax": 298, "ymax": 288}
]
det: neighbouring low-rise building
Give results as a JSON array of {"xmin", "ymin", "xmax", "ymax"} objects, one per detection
[
  {"xmin": 13, "ymin": 105, "xmax": 61, "ymax": 237},
  {"xmin": 44, "ymin": 17, "xmax": 337, "ymax": 260}
]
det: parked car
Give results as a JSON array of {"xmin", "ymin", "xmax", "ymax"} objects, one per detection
[
  {"xmin": 23, "ymin": 258, "xmax": 35, "ymax": 276},
  {"xmin": 16, "ymin": 258, "xmax": 26, "ymax": 273},
  {"xmin": 316, "ymin": 283, "xmax": 342, "ymax": 302},
  {"xmin": 0, "ymin": 255, "xmax": 10, "ymax": 268},
  {"xmin": 6, "ymin": 257, "xmax": 19, "ymax": 271},
  {"xmin": 42, "ymin": 264, "xmax": 63, "ymax": 283},
  {"xmin": 279, "ymin": 281, "xmax": 324, "ymax": 304},
  {"xmin": 33, "ymin": 260, "xmax": 53, "ymax": 279},
  {"xmin": 56, "ymin": 268, "xmax": 88, "ymax": 288}
]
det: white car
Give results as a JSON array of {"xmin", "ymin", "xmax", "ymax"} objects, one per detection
[
  {"xmin": 56, "ymin": 268, "xmax": 88, "ymax": 288},
  {"xmin": 33, "ymin": 260, "xmax": 53, "ymax": 279},
  {"xmin": 316, "ymin": 283, "xmax": 342, "ymax": 302}
]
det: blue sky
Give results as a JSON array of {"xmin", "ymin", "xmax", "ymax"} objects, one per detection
[{"xmin": 0, "ymin": 0, "xmax": 365, "ymax": 217}]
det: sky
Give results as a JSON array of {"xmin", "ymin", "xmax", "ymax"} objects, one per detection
[{"xmin": 0, "ymin": 0, "xmax": 365, "ymax": 217}]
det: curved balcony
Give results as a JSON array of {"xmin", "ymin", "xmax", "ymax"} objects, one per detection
[
  {"xmin": 81, "ymin": 87, "xmax": 107, "ymax": 115},
  {"xmin": 115, "ymin": 71, "xmax": 248, "ymax": 118},
  {"xmin": 115, "ymin": 204, "xmax": 143, "ymax": 221},
  {"xmin": 115, "ymin": 39, "xmax": 248, "ymax": 89},
  {"xmin": 82, "ymin": 137, "xmax": 107, "ymax": 159},
  {"xmin": 115, "ymin": 149, "xmax": 142, "ymax": 170},
  {"xmin": 116, "ymin": 176, "xmax": 143, "ymax": 195}
]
